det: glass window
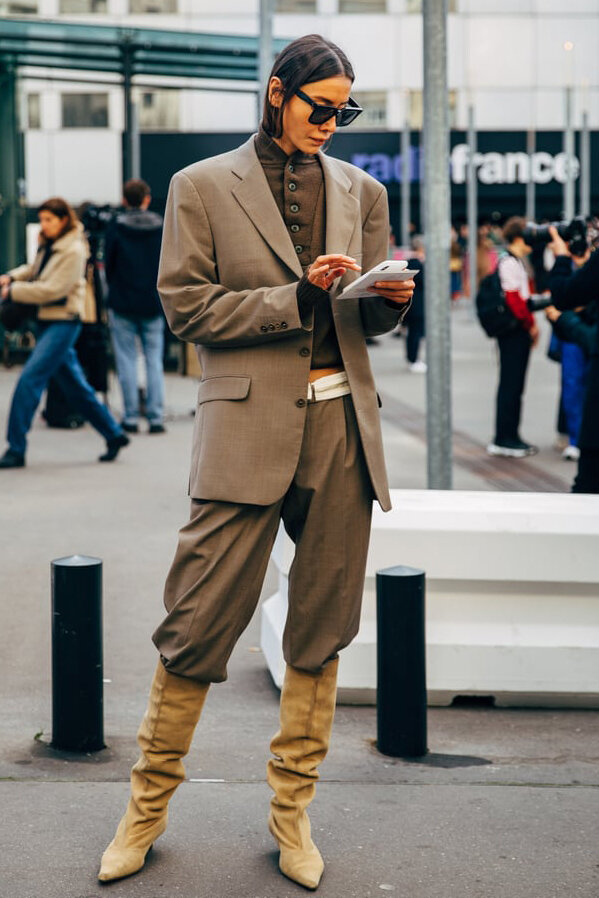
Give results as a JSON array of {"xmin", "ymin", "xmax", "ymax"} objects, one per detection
[
  {"xmin": 138, "ymin": 90, "xmax": 180, "ymax": 131},
  {"xmin": 130, "ymin": 0, "xmax": 176, "ymax": 11},
  {"xmin": 351, "ymin": 91, "xmax": 387, "ymax": 129},
  {"xmin": 409, "ymin": 89, "xmax": 457, "ymax": 129},
  {"xmin": 27, "ymin": 93, "xmax": 41, "ymax": 130},
  {"xmin": 0, "ymin": 1, "xmax": 38, "ymax": 12},
  {"xmin": 60, "ymin": 0, "xmax": 108, "ymax": 11},
  {"xmin": 339, "ymin": 0, "xmax": 386, "ymax": 11},
  {"xmin": 62, "ymin": 93, "xmax": 109, "ymax": 128},
  {"xmin": 274, "ymin": 0, "xmax": 316, "ymax": 11}
]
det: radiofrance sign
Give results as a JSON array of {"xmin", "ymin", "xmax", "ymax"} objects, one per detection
[{"xmin": 350, "ymin": 144, "xmax": 580, "ymax": 185}]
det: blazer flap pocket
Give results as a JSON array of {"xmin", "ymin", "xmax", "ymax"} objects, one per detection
[{"xmin": 197, "ymin": 375, "xmax": 251, "ymax": 404}]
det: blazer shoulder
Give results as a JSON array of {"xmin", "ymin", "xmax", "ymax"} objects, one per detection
[
  {"xmin": 328, "ymin": 155, "xmax": 386, "ymax": 197},
  {"xmin": 174, "ymin": 141, "xmax": 252, "ymax": 193}
]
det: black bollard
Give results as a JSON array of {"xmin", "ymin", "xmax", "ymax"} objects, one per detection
[
  {"xmin": 376, "ymin": 564, "xmax": 427, "ymax": 758},
  {"xmin": 51, "ymin": 555, "xmax": 104, "ymax": 752}
]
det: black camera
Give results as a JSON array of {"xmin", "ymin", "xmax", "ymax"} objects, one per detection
[
  {"xmin": 523, "ymin": 216, "xmax": 588, "ymax": 257},
  {"xmin": 80, "ymin": 203, "xmax": 114, "ymax": 235},
  {"xmin": 527, "ymin": 294, "xmax": 552, "ymax": 313}
]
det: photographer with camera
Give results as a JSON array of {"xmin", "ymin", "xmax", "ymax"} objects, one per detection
[
  {"xmin": 548, "ymin": 224, "xmax": 599, "ymax": 493},
  {"xmin": 543, "ymin": 245, "xmax": 594, "ymax": 462},
  {"xmin": 486, "ymin": 216, "xmax": 540, "ymax": 459}
]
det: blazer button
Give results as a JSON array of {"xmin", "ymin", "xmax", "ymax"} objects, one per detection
[
  {"xmin": 288, "ymin": 182, "xmax": 297, "ymax": 191},
  {"xmin": 290, "ymin": 224, "xmax": 300, "ymax": 233},
  {"xmin": 280, "ymin": 321, "xmax": 288, "ymax": 328},
  {"xmin": 268, "ymin": 323, "xmax": 275, "ymax": 330},
  {"xmin": 296, "ymin": 398, "xmax": 306, "ymax": 408},
  {"xmin": 299, "ymin": 347, "xmax": 310, "ymax": 357},
  {"xmin": 288, "ymin": 163, "xmax": 295, "ymax": 173},
  {"xmin": 290, "ymin": 203, "xmax": 299, "ymax": 213},
  {"xmin": 260, "ymin": 325, "xmax": 268, "ymax": 332},
  {"xmin": 294, "ymin": 245, "xmax": 303, "ymax": 254}
]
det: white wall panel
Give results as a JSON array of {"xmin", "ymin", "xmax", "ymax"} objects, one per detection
[
  {"xmin": 25, "ymin": 131, "xmax": 122, "ymax": 206},
  {"xmin": 465, "ymin": 17, "xmax": 536, "ymax": 88}
]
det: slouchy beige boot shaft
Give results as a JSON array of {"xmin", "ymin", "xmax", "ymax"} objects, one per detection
[
  {"xmin": 267, "ymin": 659, "xmax": 339, "ymax": 890},
  {"xmin": 98, "ymin": 660, "xmax": 209, "ymax": 882}
]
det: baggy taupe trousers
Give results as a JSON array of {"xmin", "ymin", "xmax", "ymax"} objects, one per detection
[{"xmin": 153, "ymin": 394, "xmax": 372, "ymax": 682}]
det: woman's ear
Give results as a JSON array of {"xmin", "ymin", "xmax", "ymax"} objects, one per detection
[{"xmin": 268, "ymin": 76, "xmax": 284, "ymax": 108}]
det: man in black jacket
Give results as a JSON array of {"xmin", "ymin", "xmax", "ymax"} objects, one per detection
[
  {"xmin": 548, "ymin": 226, "xmax": 599, "ymax": 492},
  {"xmin": 105, "ymin": 179, "xmax": 166, "ymax": 434}
]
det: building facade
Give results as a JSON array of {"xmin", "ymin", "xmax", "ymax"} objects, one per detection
[{"xmin": 3, "ymin": 0, "xmax": 598, "ymax": 214}]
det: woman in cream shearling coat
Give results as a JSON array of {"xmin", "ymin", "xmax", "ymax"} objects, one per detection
[{"xmin": 0, "ymin": 197, "xmax": 128, "ymax": 467}]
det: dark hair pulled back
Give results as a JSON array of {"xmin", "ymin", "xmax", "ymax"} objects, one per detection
[
  {"xmin": 261, "ymin": 34, "xmax": 355, "ymax": 139},
  {"xmin": 37, "ymin": 197, "xmax": 79, "ymax": 239}
]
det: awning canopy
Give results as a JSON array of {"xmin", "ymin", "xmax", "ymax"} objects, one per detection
[{"xmin": 0, "ymin": 17, "xmax": 286, "ymax": 81}]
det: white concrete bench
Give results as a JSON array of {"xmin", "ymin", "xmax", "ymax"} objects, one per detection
[{"xmin": 260, "ymin": 490, "xmax": 599, "ymax": 708}]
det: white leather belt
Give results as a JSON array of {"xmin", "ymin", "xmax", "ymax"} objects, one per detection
[{"xmin": 307, "ymin": 370, "xmax": 351, "ymax": 403}]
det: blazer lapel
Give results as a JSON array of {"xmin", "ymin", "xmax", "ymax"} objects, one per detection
[
  {"xmin": 320, "ymin": 152, "xmax": 360, "ymax": 257},
  {"xmin": 231, "ymin": 138, "xmax": 304, "ymax": 279}
]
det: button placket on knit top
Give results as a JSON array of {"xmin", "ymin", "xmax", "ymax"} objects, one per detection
[{"xmin": 254, "ymin": 129, "xmax": 343, "ymax": 368}]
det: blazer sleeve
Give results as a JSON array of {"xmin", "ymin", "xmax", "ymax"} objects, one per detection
[
  {"xmin": 357, "ymin": 187, "xmax": 411, "ymax": 337},
  {"xmin": 10, "ymin": 244, "xmax": 84, "ymax": 305},
  {"xmin": 157, "ymin": 170, "xmax": 310, "ymax": 347}
]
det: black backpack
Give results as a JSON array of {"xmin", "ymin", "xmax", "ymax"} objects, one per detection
[{"xmin": 475, "ymin": 260, "xmax": 519, "ymax": 339}]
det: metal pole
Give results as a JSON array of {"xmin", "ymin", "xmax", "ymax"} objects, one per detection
[
  {"xmin": 423, "ymin": 0, "xmax": 453, "ymax": 490},
  {"xmin": 130, "ymin": 91, "xmax": 140, "ymax": 180},
  {"xmin": 401, "ymin": 117, "xmax": 411, "ymax": 248},
  {"xmin": 467, "ymin": 104, "xmax": 477, "ymax": 302},
  {"xmin": 0, "ymin": 65, "xmax": 26, "ymax": 273},
  {"xmin": 122, "ymin": 40, "xmax": 134, "ymax": 183},
  {"xmin": 563, "ymin": 86, "xmax": 575, "ymax": 220},
  {"xmin": 580, "ymin": 110, "xmax": 590, "ymax": 218},
  {"xmin": 376, "ymin": 565, "xmax": 427, "ymax": 758},
  {"xmin": 257, "ymin": 0, "xmax": 273, "ymax": 128},
  {"xmin": 526, "ymin": 129, "xmax": 536, "ymax": 222},
  {"xmin": 51, "ymin": 555, "xmax": 104, "ymax": 752}
]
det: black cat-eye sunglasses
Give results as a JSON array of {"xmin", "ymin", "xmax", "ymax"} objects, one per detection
[{"xmin": 295, "ymin": 89, "xmax": 363, "ymax": 127}]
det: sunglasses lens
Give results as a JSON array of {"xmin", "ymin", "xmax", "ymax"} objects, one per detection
[
  {"xmin": 339, "ymin": 108, "xmax": 361, "ymax": 127},
  {"xmin": 309, "ymin": 107, "xmax": 336, "ymax": 125}
]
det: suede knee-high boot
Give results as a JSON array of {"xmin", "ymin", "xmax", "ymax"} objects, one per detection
[
  {"xmin": 98, "ymin": 660, "xmax": 209, "ymax": 882},
  {"xmin": 267, "ymin": 658, "xmax": 339, "ymax": 890}
]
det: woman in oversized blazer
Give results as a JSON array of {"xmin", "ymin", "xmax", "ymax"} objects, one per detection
[{"xmin": 99, "ymin": 34, "xmax": 414, "ymax": 890}]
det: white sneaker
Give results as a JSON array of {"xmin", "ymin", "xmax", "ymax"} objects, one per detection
[
  {"xmin": 486, "ymin": 442, "xmax": 528, "ymax": 458},
  {"xmin": 409, "ymin": 360, "xmax": 427, "ymax": 373},
  {"xmin": 562, "ymin": 445, "xmax": 580, "ymax": 461}
]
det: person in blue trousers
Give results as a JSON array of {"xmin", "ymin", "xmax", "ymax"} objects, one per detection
[
  {"xmin": 0, "ymin": 197, "xmax": 128, "ymax": 468},
  {"xmin": 104, "ymin": 179, "xmax": 166, "ymax": 434}
]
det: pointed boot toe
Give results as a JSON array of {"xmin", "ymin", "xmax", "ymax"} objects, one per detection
[
  {"xmin": 98, "ymin": 843, "xmax": 149, "ymax": 882},
  {"xmin": 278, "ymin": 844, "xmax": 324, "ymax": 890}
]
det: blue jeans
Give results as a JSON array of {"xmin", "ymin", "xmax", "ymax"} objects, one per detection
[
  {"xmin": 7, "ymin": 320, "xmax": 122, "ymax": 456},
  {"xmin": 109, "ymin": 311, "xmax": 165, "ymax": 426},
  {"xmin": 561, "ymin": 340, "xmax": 589, "ymax": 447}
]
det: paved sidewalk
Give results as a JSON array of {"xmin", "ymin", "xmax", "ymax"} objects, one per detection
[{"xmin": 0, "ymin": 307, "xmax": 597, "ymax": 898}]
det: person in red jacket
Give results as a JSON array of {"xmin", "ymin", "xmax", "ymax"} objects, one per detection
[{"xmin": 487, "ymin": 216, "xmax": 540, "ymax": 458}]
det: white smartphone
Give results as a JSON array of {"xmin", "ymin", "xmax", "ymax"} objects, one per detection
[{"xmin": 338, "ymin": 260, "xmax": 419, "ymax": 300}]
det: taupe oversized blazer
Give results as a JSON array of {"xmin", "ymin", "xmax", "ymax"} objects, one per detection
[{"xmin": 158, "ymin": 136, "xmax": 404, "ymax": 511}]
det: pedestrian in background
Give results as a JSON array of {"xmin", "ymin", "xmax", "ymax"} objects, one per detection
[
  {"xmin": 0, "ymin": 197, "xmax": 128, "ymax": 468},
  {"xmin": 487, "ymin": 216, "xmax": 539, "ymax": 458},
  {"xmin": 97, "ymin": 33, "xmax": 413, "ymax": 891},
  {"xmin": 404, "ymin": 235, "xmax": 426, "ymax": 372},
  {"xmin": 105, "ymin": 178, "xmax": 166, "ymax": 434}
]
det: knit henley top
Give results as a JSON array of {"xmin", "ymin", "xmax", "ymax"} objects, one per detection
[{"xmin": 254, "ymin": 128, "xmax": 343, "ymax": 369}]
